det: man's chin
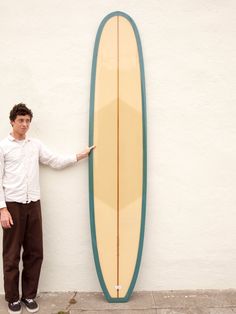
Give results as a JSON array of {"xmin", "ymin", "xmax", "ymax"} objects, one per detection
[{"xmin": 19, "ymin": 131, "xmax": 27, "ymax": 137}]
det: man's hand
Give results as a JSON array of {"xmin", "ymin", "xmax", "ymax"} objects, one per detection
[
  {"xmin": 0, "ymin": 207, "xmax": 14, "ymax": 229},
  {"xmin": 76, "ymin": 145, "xmax": 96, "ymax": 161}
]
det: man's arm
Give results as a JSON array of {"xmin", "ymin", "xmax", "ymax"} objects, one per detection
[
  {"xmin": 38, "ymin": 140, "xmax": 94, "ymax": 169},
  {"xmin": 0, "ymin": 148, "xmax": 13, "ymax": 228}
]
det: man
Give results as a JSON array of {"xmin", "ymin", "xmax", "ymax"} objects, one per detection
[{"xmin": 0, "ymin": 103, "xmax": 94, "ymax": 314}]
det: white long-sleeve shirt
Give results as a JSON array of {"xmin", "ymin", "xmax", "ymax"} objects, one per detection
[{"xmin": 0, "ymin": 134, "xmax": 77, "ymax": 208}]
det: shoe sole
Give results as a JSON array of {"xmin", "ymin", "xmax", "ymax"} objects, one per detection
[
  {"xmin": 8, "ymin": 308, "xmax": 22, "ymax": 314},
  {"xmin": 23, "ymin": 305, "xmax": 39, "ymax": 313}
]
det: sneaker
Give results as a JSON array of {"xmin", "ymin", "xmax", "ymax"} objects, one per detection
[
  {"xmin": 21, "ymin": 298, "xmax": 39, "ymax": 313},
  {"xmin": 8, "ymin": 300, "xmax": 22, "ymax": 314}
]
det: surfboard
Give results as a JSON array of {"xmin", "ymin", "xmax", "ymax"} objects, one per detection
[{"xmin": 89, "ymin": 11, "xmax": 147, "ymax": 303}]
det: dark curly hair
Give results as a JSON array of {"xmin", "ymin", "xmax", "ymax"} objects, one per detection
[{"xmin": 9, "ymin": 103, "xmax": 33, "ymax": 122}]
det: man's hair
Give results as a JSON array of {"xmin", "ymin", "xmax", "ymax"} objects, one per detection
[{"xmin": 9, "ymin": 103, "xmax": 33, "ymax": 122}]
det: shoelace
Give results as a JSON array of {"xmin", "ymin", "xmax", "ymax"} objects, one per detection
[
  {"xmin": 11, "ymin": 301, "xmax": 21, "ymax": 306},
  {"xmin": 25, "ymin": 299, "xmax": 34, "ymax": 303}
]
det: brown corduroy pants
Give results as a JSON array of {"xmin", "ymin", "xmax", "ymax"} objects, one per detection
[{"xmin": 2, "ymin": 200, "xmax": 43, "ymax": 302}]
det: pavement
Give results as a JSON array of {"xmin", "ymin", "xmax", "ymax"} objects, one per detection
[{"xmin": 1, "ymin": 290, "xmax": 236, "ymax": 314}]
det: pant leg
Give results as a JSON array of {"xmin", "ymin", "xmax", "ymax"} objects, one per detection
[
  {"xmin": 3, "ymin": 202, "xmax": 27, "ymax": 302},
  {"xmin": 21, "ymin": 200, "xmax": 43, "ymax": 299}
]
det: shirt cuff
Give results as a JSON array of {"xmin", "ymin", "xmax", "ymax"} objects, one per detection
[{"xmin": 0, "ymin": 201, "xmax": 7, "ymax": 209}]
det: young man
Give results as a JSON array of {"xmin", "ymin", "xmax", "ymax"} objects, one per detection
[{"xmin": 0, "ymin": 103, "xmax": 94, "ymax": 314}]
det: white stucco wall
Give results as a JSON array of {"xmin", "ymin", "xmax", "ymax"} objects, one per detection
[{"xmin": 1, "ymin": 0, "xmax": 236, "ymax": 293}]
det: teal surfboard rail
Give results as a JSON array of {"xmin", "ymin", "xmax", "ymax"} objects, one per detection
[{"xmin": 89, "ymin": 11, "xmax": 147, "ymax": 303}]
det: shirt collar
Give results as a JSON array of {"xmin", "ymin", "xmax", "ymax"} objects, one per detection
[{"xmin": 8, "ymin": 134, "xmax": 31, "ymax": 142}]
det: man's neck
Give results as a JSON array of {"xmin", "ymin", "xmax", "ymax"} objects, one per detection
[{"xmin": 11, "ymin": 132, "xmax": 26, "ymax": 141}]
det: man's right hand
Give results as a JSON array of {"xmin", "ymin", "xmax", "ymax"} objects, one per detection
[{"xmin": 0, "ymin": 207, "xmax": 14, "ymax": 229}]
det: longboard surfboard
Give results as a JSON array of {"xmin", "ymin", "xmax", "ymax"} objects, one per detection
[{"xmin": 89, "ymin": 11, "xmax": 147, "ymax": 303}]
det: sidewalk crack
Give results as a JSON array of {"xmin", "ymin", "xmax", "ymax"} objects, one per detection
[{"xmin": 66, "ymin": 291, "xmax": 77, "ymax": 312}]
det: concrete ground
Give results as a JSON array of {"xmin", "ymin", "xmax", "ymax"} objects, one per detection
[{"xmin": 1, "ymin": 290, "xmax": 236, "ymax": 314}]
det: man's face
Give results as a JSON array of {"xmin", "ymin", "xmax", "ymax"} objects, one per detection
[{"xmin": 11, "ymin": 115, "xmax": 31, "ymax": 137}]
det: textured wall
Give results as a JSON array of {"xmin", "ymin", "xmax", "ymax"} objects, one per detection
[{"xmin": 0, "ymin": 0, "xmax": 236, "ymax": 293}]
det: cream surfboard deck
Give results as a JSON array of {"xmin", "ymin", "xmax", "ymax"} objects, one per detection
[{"xmin": 89, "ymin": 11, "xmax": 147, "ymax": 302}]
